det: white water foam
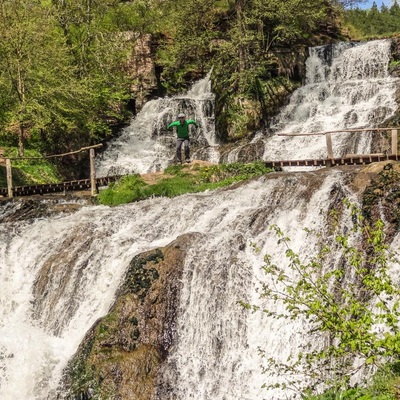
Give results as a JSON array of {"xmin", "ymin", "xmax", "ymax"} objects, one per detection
[
  {"xmin": 96, "ymin": 70, "xmax": 217, "ymax": 176},
  {"xmin": 259, "ymin": 40, "xmax": 399, "ymax": 162},
  {"xmin": 0, "ymin": 171, "xmax": 349, "ymax": 400}
]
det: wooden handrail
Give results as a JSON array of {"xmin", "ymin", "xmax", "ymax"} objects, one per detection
[
  {"xmin": 4, "ymin": 143, "xmax": 103, "ymax": 198},
  {"xmin": 277, "ymin": 127, "xmax": 399, "ymax": 136},
  {"xmin": 7, "ymin": 143, "xmax": 103, "ymax": 160}
]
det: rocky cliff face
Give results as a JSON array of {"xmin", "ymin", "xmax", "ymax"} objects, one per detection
[
  {"xmin": 127, "ymin": 33, "xmax": 159, "ymax": 113},
  {"xmin": 60, "ymin": 233, "xmax": 202, "ymax": 400}
]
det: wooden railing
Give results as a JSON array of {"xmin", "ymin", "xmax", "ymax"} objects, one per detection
[
  {"xmin": 277, "ymin": 127, "xmax": 398, "ymax": 159},
  {"xmin": 3, "ymin": 144, "xmax": 103, "ymax": 198},
  {"xmin": 2, "ymin": 127, "xmax": 399, "ymax": 198}
]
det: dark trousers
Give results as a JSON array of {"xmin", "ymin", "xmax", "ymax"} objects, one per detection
[{"xmin": 176, "ymin": 138, "xmax": 190, "ymax": 162}]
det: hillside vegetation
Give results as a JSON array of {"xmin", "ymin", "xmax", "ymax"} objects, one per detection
[
  {"xmin": 0, "ymin": 0, "xmax": 371, "ymax": 181},
  {"xmin": 345, "ymin": 1, "xmax": 400, "ymax": 39}
]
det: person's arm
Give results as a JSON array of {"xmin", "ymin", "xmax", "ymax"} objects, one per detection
[
  {"xmin": 186, "ymin": 119, "xmax": 199, "ymax": 127},
  {"xmin": 167, "ymin": 121, "xmax": 180, "ymax": 130}
]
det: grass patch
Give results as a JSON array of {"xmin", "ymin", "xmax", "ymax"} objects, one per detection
[
  {"xmin": 0, "ymin": 147, "xmax": 61, "ymax": 187},
  {"xmin": 304, "ymin": 362, "xmax": 400, "ymax": 400},
  {"xmin": 97, "ymin": 161, "xmax": 273, "ymax": 206}
]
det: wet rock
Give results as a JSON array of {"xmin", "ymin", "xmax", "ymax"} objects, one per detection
[
  {"xmin": 61, "ymin": 232, "xmax": 203, "ymax": 400},
  {"xmin": 0, "ymin": 196, "xmax": 90, "ymax": 223}
]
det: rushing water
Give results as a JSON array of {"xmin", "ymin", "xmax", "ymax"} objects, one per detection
[
  {"xmin": 97, "ymin": 40, "xmax": 398, "ymax": 173},
  {"xmin": 96, "ymin": 70, "xmax": 217, "ymax": 176},
  {"xmin": 222, "ymin": 39, "xmax": 399, "ymax": 166},
  {"xmin": 0, "ymin": 39, "xmax": 398, "ymax": 400},
  {"xmin": 260, "ymin": 39, "xmax": 399, "ymax": 162},
  {"xmin": 0, "ymin": 171, "xmax": 351, "ymax": 400}
]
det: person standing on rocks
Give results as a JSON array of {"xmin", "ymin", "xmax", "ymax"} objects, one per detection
[{"xmin": 167, "ymin": 113, "xmax": 199, "ymax": 163}]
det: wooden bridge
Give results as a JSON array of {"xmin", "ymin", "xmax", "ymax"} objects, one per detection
[
  {"xmin": 265, "ymin": 127, "xmax": 399, "ymax": 169},
  {"xmin": 0, "ymin": 175, "xmax": 121, "ymax": 198},
  {"xmin": 1, "ymin": 127, "xmax": 399, "ymax": 198},
  {"xmin": 0, "ymin": 144, "xmax": 112, "ymax": 199},
  {"xmin": 265, "ymin": 153, "xmax": 400, "ymax": 169}
]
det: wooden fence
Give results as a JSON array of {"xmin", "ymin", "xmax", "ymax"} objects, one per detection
[
  {"xmin": 3, "ymin": 144, "xmax": 102, "ymax": 198},
  {"xmin": 277, "ymin": 127, "xmax": 398, "ymax": 159},
  {"xmin": 2, "ymin": 127, "xmax": 400, "ymax": 198}
]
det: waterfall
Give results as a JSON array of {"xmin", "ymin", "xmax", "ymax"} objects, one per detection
[
  {"xmin": 0, "ymin": 39, "xmax": 399, "ymax": 400},
  {"xmin": 97, "ymin": 40, "xmax": 399, "ymax": 169},
  {"xmin": 156, "ymin": 171, "xmax": 355, "ymax": 399},
  {"xmin": 256, "ymin": 39, "xmax": 399, "ymax": 162},
  {"xmin": 0, "ymin": 171, "xmax": 354, "ymax": 400},
  {"xmin": 96, "ymin": 70, "xmax": 217, "ymax": 177}
]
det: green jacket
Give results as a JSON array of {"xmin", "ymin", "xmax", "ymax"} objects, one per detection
[{"xmin": 167, "ymin": 119, "xmax": 199, "ymax": 139}]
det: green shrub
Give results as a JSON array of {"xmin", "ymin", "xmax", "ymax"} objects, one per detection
[
  {"xmin": 0, "ymin": 147, "xmax": 61, "ymax": 186},
  {"xmin": 304, "ymin": 362, "xmax": 400, "ymax": 400}
]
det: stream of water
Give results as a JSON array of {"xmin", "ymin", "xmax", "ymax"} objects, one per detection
[{"xmin": 0, "ymin": 39, "xmax": 398, "ymax": 400}]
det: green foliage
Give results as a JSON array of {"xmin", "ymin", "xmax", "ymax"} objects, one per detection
[
  {"xmin": 157, "ymin": 0, "xmax": 339, "ymax": 138},
  {"xmin": 0, "ymin": 0, "xmax": 138, "ymax": 157},
  {"xmin": 198, "ymin": 161, "xmax": 270, "ymax": 182},
  {"xmin": 0, "ymin": 148, "xmax": 60, "ymax": 186},
  {"xmin": 255, "ymin": 200, "xmax": 400, "ymax": 396},
  {"xmin": 96, "ymin": 174, "xmax": 148, "ymax": 206},
  {"xmin": 344, "ymin": 1, "xmax": 400, "ymax": 39},
  {"xmin": 97, "ymin": 161, "xmax": 272, "ymax": 206},
  {"xmin": 304, "ymin": 362, "xmax": 400, "ymax": 399}
]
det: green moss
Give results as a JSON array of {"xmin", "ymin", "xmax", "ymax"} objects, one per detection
[
  {"xmin": 68, "ymin": 337, "xmax": 100, "ymax": 399},
  {"xmin": 362, "ymin": 164, "xmax": 400, "ymax": 228},
  {"xmin": 304, "ymin": 361, "xmax": 400, "ymax": 400},
  {"xmin": 119, "ymin": 249, "xmax": 164, "ymax": 301}
]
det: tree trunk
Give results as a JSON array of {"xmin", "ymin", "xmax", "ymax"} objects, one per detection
[
  {"xmin": 18, "ymin": 124, "xmax": 24, "ymax": 157},
  {"xmin": 235, "ymin": 0, "xmax": 246, "ymax": 75}
]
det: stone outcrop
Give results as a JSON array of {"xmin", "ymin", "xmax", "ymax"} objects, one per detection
[
  {"xmin": 61, "ymin": 232, "xmax": 202, "ymax": 400},
  {"xmin": 126, "ymin": 33, "xmax": 159, "ymax": 112},
  {"xmin": 0, "ymin": 197, "xmax": 90, "ymax": 223}
]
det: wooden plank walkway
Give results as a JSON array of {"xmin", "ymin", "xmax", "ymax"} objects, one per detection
[
  {"xmin": 1, "ymin": 154, "xmax": 399, "ymax": 198},
  {"xmin": 264, "ymin": 154, "xmax": 400, "ymax": 169},
  {"xmin": 0, "ymin": 175, "xmax": 120, "ymax": 198}
]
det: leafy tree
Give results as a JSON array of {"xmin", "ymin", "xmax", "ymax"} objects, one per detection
[
  {"xmin": 334, "ymin": 0, "xmax": 368, "ymax": 8},
  {"xmin": 211, "ymin": 0, "xmax": 336, "ymax": 138},
  {"xmin": 252, "ymin": 201, "xmax": 400, "ymax": 396},
  {"xmin": 156, "ymin": 0, "xmax": 223, "ymax": 90},
  {"xmin": 344, "ymin": 0, "xmax": 400, "ymax": 38},
  {"xmin": 0, "ymin": 0, "xmax": 137, "ymax": 157},
  {"xmin": 0, "ymin": 0, "xmax": 86, "ymax": 155}
]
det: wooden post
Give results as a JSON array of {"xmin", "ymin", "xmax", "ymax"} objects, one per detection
[
  {"xmin": 325, "ymin": 132, "xmax": 334, "ymax": 160},
  {"xmin": 391, "ymin": 129, "xmax": 398, "ymax": 156},
  {"xmin": 6, "ymin": 158, "xmax": 13, "ymax": 198},
  {"xmin": 89, "ymin": 148, "xmax": 97, "ymax": 196}
]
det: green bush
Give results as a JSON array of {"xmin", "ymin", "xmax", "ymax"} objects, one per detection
[
  {"xmin": 0, "ymin": 147, "xmax": 61, "ymax": 186},
  {"xmin": 251, "ymin": 200, "xmax": 400, "ymax": 397},
  {"xmin": 304, "ymin": 362, "xmax": 400, "ymax": 399}
]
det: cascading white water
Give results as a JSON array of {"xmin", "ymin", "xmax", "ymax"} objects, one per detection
[
  {"xmin": 156, "ymin": 171, "xmax": 358, "ymax": 400},
  {"xmin": 257, "ymin": 39, "xmax": 399, "ymax": 162},
  {"xmin": 97, "ymin": 40, "xmax": 399, "ymax": 171},
  {"xmin": 96, "ymin": 70, "xmax": 217, "ymax": 176},
  {"xmin": 0, "ymin": 171, "xmax": 353, "ymax": 400},
  {"xmin": 0, "ymin": 39, "xmax": 399, "ymax": 400}
]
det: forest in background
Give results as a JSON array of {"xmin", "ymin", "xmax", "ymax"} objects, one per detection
[
  {"xmin": 346, "ymin": 1, "xmax": 400, "ymax": 38},
  {"xmin": 0, "ymin": 0, "xmax": 397, "ymax": 180}
]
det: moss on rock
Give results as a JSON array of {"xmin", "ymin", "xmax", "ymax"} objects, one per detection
[{"xmin": 61, "ymin": 233, "xmax": 202, "ymax": 400}]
